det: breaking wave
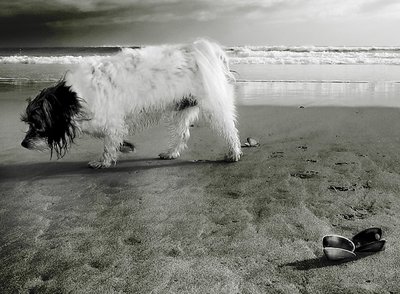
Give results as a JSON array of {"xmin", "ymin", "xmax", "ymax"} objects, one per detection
[
  {"xmin": 227, "ymin": 46, "xmax": 400, "ymax": 65},
  {"xmin": 0, "ymin": 55, "xmax": 108, "ymax": 65},
  {"xmin": 2, "ymin": 45, "xmax": 400, "ymax": 65}
]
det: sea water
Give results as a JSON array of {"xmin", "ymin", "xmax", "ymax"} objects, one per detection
[
  {"xmin": 227, "ymin": 46, "xmax": 400, "ymax": 107},
  {"xmin": 1, "ymin": 46, "xmax": 400, "ymax": 107}
]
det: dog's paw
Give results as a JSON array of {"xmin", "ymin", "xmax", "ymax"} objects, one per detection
[
  {"xmin": 224, "ymin": 151, "xmax": 242, "ymax": 162},
  {"xmin": 159, "ymin": 152, "xmax": 179, "ymax": 160},
  {"xmin": 88, "ymin": 160, "xmax": 112, "ymax": 169}
]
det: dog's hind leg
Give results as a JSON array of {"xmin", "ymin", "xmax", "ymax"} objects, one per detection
[
  {"xmin": 89, "ymin": 132, "xmax": 124, "ymax": 168},
  {"xmin": 203, "ymin": 105, "xmax": 242, "ymax": 162},
  {"xmin": 159, "ymin": 106, "xmax": 199, "ymax": 160}
]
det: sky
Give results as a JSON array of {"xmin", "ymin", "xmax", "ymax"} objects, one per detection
[{"xmin": 1, "ymin": 0, "xmax": 400, "ymax": 47}]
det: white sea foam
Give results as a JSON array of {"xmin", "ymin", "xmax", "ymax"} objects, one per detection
[
  {"xmin": 0, "ymin": 55, "xmax": 109, "ymax": 65},
  {"xmin": 2, "ymin": 46, "xmax": 400, "ymax": 65},
  {"xmin": 0, "ymin": 77, "xmax": 58, "ymax": 85},
  {"xmin": 227, "ymin": 46, "xmax": 400, "ymax": 65}
]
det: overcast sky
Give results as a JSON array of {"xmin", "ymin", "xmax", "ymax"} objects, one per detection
[{"xmin": 1, "ymin": 0, "xmax": 400, "ymax": 47}]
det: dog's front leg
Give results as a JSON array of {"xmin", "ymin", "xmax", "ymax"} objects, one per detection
[{"xmin": 89, "ymin": 135, "xmax": 121, "ymax": 168}]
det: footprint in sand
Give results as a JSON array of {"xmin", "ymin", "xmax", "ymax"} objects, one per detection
[
  {"xmin": 290, "ymin": 170, "xmax": 319, "ymax": 179},
  {"xmin": 335, "ymin": 162, "xmax": 356, "ymax": 166},
  {"xmin": 124, "ymin": 236, "xmax": 142, "ymax": 246},
  {"xmin": 328, "ymin": 184, "xmax": 357, "ymax": 192},
  {"xmin": 306, "ymin": 159, "xmax": 317, "ymax": 163},
  {"xmin": 270, "ymin": 151, "xmax": 284, "ymax": 158}
]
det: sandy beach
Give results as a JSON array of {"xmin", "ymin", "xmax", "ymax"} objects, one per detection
[
  {"xmin": 3, "ymin": 0, "xmax": 400, "ymax": 292},
  {"xmin": 1, "ymin": 94, "xmax": 400, "ymax": 293}
]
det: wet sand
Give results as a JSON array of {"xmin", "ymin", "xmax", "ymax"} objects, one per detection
[{"xmin": 1, "ymin": 97, "xmax": 400, "ymax": 293}]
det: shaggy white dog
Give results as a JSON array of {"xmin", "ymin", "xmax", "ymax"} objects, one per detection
[{"xmin": 21, "ymin": 39, "xmax": 242, "ymax": 168}]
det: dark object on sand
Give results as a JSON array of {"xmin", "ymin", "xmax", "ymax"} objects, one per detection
[
  {"xmin": 328, "ymin": 184, "xmax": 357, "ymax": 192},
  {"xmin": 119, "ymin": 140, "xmax": 136, "ymax": 153},
  {"xmin": 323, "ymin": 227, "xmax": 385, "ymax": 261},
  {"xmin": 352, "ymin": 227, "xmax": 386, "ymax": 252},
  {"xmin": 290, "ymin": 170, "xmax": 318, "ymax": 179},
  {"xmin": 243, "ymin": 137, "xmax": 260, "ymax": 147}
]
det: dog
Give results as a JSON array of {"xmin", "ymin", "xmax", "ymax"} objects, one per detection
[{"xmin": 21, "ymin": 39, "xmax": 242, "ymax": 168}]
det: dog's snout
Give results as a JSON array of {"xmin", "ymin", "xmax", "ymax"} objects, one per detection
[{"xmin": 21, "ymin": 140, "xmax": 29, "ymax": 149}]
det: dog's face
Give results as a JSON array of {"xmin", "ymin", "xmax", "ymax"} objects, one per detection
[
  {"xmin": 21, "ymin": 88, "xmax": 55, "ymax": 151},
  {"xmin": 21, "ymin": 80, "xmax": 83, "ymax": 158},
  {"xmin": 21, "ymin": 107, "xmax": 50, "ymax": 152}
]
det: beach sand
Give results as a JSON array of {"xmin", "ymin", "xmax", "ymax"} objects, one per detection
[{"xmin": 1, "ymin": 97, "xmax": 400, "ymax": 293}]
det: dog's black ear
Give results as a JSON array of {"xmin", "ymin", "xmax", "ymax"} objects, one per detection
[{"xmin": 42, "ymin": 98, "xmax": 54, "ymax": 128}]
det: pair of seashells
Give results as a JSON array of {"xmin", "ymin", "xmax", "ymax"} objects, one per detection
[{"xmin": 323, "ymin": 228, "xmax": 386, "ymax": 261}]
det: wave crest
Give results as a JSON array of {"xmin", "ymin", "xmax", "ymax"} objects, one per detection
[
  {"xmin": 0, "ymin": 55, "xmax": 109, "ymax": 65},
  {"xmin": 227, "ymin": 46, "xmax": 400, "ymax": 65},
  {"xmin": 2, "ymin": 45, "xmax": 400, "ymax": 65}
]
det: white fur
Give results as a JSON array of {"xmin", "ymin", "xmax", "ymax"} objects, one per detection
[{"xmin": 66, "ymin": 39, "xmax": 242, "ymax": 168}]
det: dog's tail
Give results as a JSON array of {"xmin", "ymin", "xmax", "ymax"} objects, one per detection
[
  {"xmin": 192, "ymin": 38, "xmax": 235, "ymax": 81},
  {"xmin": 191, "ymin": 39, "xmax": 236, "ymax": 116}
]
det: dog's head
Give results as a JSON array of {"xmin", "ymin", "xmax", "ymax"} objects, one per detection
[{"xmin": 21, "ymin": 80, "xmax": 83, "ymax": 158}]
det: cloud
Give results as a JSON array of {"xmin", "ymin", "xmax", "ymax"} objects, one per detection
[
  {"xmin": 3, "ymin": 0, "xmax": 400, "ymax": 25},
  {"xmin": 1, "ymin": 0, "xmax": 400, "ymax": 46}
]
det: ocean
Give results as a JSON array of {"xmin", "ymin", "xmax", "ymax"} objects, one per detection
[{"xmin": 1, "ymin": 45, "xmax": 400, "ymax": 107}]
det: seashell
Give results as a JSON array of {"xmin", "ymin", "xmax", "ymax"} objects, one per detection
[
  {"xmin": 352, "ymin": 227, "xmax": 385, "ymax": 252},
  {"xmin": 352, "ymin": 227, "xmax": 382, "ymax": 249},
  {"xmin": 119, "ymin": 141, "xmax": 136, "ymax": 153},
  {"xmin": 323, "ymin": 235, "xmax": 355, "ymax": 252},
  {"xmin": 323, "ymin": 248, "xmax": 356, "ymax": 261},
  {"xmin": 355, "ymin": 240, "xmax": 386, "ymax": 252},
  {"xmin": 246, "ymin": 137, "xmax": 260, "ymax": 147}
]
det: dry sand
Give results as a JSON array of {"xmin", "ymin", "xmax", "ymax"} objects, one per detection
[{"xmin": 1, "ymin": 101, "xmax": 400, "ymax": 293}]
